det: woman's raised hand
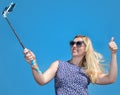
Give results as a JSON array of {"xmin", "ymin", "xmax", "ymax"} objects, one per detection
[
  {"xmin": 109, "ymin": 37, "xmax": 118, "ymax": 54},
  {"xmin": 23, "ymin": 48, "xmax": 36, "ymax": 64}
]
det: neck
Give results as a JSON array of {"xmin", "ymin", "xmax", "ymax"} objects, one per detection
[{"xmin": 70, "ymin": 56, "xmax": 84, "ymax": 66}]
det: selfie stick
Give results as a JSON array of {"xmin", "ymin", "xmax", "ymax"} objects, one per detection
[
  {"xmin": 2, "ymin": 2, "xmax": 25, "ymax": 49},
  {"xmin": 2, "ymin": 2, "xmax": 37, "ymax": 66}
]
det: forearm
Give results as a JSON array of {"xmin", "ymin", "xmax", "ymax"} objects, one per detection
[
  {"xmin": 32, "ymin": 69, "xmax": 45, "ymax": 85},
  {"xmin": 108, "ymin": 53, "xmax": 118, "ymax": 82},
  {"xmin": 23, "ymin": 48, "xmax": 54, "ymax": 85},
  {"xmin": 31, "ymin": 62, "xmax": 45, "ymax": 85}
]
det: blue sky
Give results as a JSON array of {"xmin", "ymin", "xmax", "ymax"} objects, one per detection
[{"xmin": 0, "ymin": 0, "xmax": 120, "ymax": 95}]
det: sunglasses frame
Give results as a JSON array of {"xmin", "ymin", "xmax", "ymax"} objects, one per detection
[{"xmin": 69, "ymin": 41, "xmax": 84, "ymax": 47}]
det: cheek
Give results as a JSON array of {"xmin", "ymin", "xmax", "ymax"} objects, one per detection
[{"xmin": 78, "ymin": 47, "xmax": 86, "ymax": 53}]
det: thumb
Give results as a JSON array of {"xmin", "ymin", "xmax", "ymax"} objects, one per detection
[
  {"xmin": 110, "ymin": 37, "xmax": 114, "ymax": 42},
  {"xmin": 23, "ymin": 48, "xmax": 29, "ymax": 54}
]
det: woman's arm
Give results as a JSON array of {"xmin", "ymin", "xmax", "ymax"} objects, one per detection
[
  {"xmin": 95, "ymin": 37, "xmax": 118, "ymax": 84},
  {"xmin": 24, "ymin": 48, "xmax": 59, "ymax": 85},
  {"xmin": 31, "ymin": 60, "xmax": 59, "ymax": 85}
]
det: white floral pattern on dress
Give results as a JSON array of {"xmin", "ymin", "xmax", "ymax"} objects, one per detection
[{"xmin": 55, "ymin": 60, "xmax": 90, "ymax": 95}]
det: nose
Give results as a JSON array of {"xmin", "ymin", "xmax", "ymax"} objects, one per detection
[{"xmin": 72, "ymin": 43, "xmax": 77, "ymax": 47}]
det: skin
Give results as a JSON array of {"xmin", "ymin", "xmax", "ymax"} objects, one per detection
[
  {"xmin": 24, "ymin": 37, "xmax": 118, "ymax": 85},
  {"xmin": 69, "ymin": 37, "xmax": 86, "ymax": 67}
]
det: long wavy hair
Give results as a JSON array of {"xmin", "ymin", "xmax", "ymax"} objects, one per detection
[{"xmin": 74, "ymin": 35, "xmax": 105, "ymax": 83}]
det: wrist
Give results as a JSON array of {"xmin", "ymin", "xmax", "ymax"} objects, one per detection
[
  {"xmin": 30, "ymin": 60, "xmax": 42, "ymax": 74},
  {"xmin": 111, "ymin": 53, "xmax": 117, "ymax": 59},
  {"xmin": 30, "ymin": 60, "xmax": 37, "ymax": 66},
  {"xmin": 32, "ymin": 67, "xmax": 42, "ymax": 74},
  {"xmin": 111, "ymin": 52, "xmax": 117, "ymax": 56}
]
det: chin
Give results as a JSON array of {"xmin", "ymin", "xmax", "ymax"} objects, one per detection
[
  {"xmin": 72, "ymin": 53, "xmax": 84, "ymax": 57},
  {"xmin": 72, "ymin": 54, "xmax": 78, "ymax": 57}
]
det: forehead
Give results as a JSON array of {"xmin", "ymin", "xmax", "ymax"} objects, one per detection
[{"xmin": 74, "ymin": 37, "xmax": 83, "ymax": 42}]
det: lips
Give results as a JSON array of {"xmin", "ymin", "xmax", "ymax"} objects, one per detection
[{"xmin": 72, "ymin": 49, "xmax": 78, "ymax": 53}]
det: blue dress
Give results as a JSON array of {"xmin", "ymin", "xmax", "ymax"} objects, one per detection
[{"xmin": 55, "ymin": 60, "xmax": 90, "ymax": 95}]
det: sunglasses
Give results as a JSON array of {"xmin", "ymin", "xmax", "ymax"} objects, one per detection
[{"xmin": 69, "ymin": 41, "xmax": 84, "ymax": 47}]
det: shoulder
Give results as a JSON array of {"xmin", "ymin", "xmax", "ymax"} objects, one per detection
[
  {"xmin": 51, "ymin": 60, "xmax": 59, "ymax": 65},
  {"xmin": 50, "ymin": 60, "xmax": 66, "ymax": 67},
  {"xmin": 50, "ymin": 60, "xmax": 60, "ymax": 69}
]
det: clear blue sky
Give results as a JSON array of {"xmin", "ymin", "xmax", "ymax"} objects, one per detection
[{"xmin": 0, "ymin": 0, "xmax": 120, "ymax": 95}]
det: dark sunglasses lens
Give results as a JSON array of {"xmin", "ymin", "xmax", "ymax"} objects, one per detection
[
  {"xmin": 76, "ymin": 41, "xmax": 82, "ymax": 46},
  {"xmin": 70, "ymin": 41, "xmax": 84, "ymax": 47},
  {"xmin": 70, "ymin": 41, "xmax": 75, "ymax": 46}
]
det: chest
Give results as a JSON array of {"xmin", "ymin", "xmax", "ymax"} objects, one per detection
[{"xmin": 55, "ymin": 62, "xmax": 90, "ymax": 87}]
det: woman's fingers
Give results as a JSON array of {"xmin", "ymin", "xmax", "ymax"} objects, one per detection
[
  {"xmin": 23, "ymin": 48, "xmax": 36, "ymax": 63},
  {"xmin": 109, "ymin": 37, "xmax": 118, "ymax": 53}
]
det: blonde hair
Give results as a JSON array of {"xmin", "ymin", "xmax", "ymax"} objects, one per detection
[{"xmin": 74, "ymin": 35, "xmax": 105, "ymax": 83}]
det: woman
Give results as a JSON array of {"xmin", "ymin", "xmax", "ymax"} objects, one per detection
[{"xmin": 24, "ymin": 35, "xmax": 118, "ymax": 95}]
